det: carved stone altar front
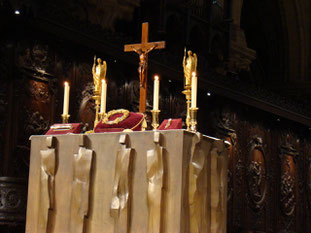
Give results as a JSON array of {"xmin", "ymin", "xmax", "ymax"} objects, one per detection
[{"xmin": 26, "ymin": 130, "xmax": 228, "ymax": 233}]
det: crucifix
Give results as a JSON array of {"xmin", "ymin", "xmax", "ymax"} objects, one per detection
[{"xmin": 124, "ymin": 22, "xmax": 165, "ymax": 113}]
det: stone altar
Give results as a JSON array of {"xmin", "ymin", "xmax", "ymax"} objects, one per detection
[{"xmin": 26, "ymin": 130, "xmax": 228, "ymax": 233}]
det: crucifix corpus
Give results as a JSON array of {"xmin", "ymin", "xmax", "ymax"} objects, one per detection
[{"xmin": 124, "ymin": 22, "xmax": 165, "ymax": 113}]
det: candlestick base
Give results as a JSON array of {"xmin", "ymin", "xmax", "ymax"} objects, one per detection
[
  {"xmin": 190, "ymin": 107, "xmax": 198, "ymax": 132},
  {"xmin": 182, "ymin": 87, "xmax": 191, "ymax": 131},
  {"xmin": 92, "ymin": 93, "xmax": 101, "ymax": 129},
  {"xmin": 99, "ymin": 112, "xmax": 106, "ymax": 121},
  {"xmin": 61, "ymin": 114, "xmax": 70, "ymax": 124},
  {"xmin": 151, "ymin": 110, "xmax": 160, "ymax": 130}
]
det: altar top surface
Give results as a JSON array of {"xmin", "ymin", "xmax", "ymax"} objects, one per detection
[{"xmin": 30, "ymin": 129, "xmax": 228, "ymax": 144}]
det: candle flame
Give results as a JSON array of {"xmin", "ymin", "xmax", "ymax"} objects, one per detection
[
  {"xmin": 192, "ymin": 72, "xmax": 196, "ymax": 77},
  {"xmin": 154, "ymin": 75, "xmax": 159, "ymax": 81},
  {"xmin": 64, "ymin": 81, "xmax": 68, "ymax": 86}
]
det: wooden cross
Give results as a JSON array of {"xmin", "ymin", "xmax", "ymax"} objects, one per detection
[{"xmin": 124, "ymin": 22, "xmax": 165, "ymax": 113}]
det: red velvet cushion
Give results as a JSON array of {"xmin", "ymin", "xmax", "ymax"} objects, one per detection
[
  {"xmin": 158, "ymin": 118, "xmax": 182, "ymax": 130},
  {"xmin": 94, "ymin": 128, "xmax": 124, "ymax": 133},
  {"xmin": 45, "ymin": 123, "xmax": 82, "ymax": 135},
  {"xmin": 94, "ymin": 112, "xmax": 144, "ymax": 133}
]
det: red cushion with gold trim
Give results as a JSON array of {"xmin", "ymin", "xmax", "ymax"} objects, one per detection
[
  {"xmin": 45, "ymin": 123, "xmax": 82, "ymax": 135},
  {"xmin": 158, "ymin": 118, "xmax": 182, "ymax": 130},
  {"xmin": 94, "ymin": 111, "xmax": 144, "ymax": 133}
]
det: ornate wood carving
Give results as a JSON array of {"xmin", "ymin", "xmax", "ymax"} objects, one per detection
[
  {"xmin": 17, "ymin": 43, "xmax": 54, "ymax": 77},
  {"xmin": 24, "ymin": 111, "xmax": 49, "ymax": 136},
  {"xmin": 278, "ymin": 134, "xmax": 298, "ymax": 232},
  {"xmin": 280, "ymin": 159, "xmax": 296, "ymax": 216},
  {"xmin": 14, "ymin": 80, "xmax": 50, "ymax": 176},
  {"xmin": 246, "ymin": 136, "xmax": 267, "ymax": 211},
  {"xmin": 213, "ymin": 109, "xmax": 236, "ymax": 203},
  {"xmin": 0, "ymin": 177, "xmax": 27, "ymax": 225},
  {"xmin": 110, "ymin": 134, "xmax": 133, "ymax": 233},
  {"xmin": 78, "ymin": 81, "xmax": 96, "ymax": 127},
  {"xmin": 26, "ymin": 82, "xmax": 51, "ymax": 104},
  {"xmin": 215, "ymin": 110, "xmax": 236, "ymax": 138},
  {"xmin": 279, "ymin": 138, "xmax": 298, "ymax": 217},
  {"xmin": 233, "ymin": 143, "xmax": 244, "ymax": 231}
]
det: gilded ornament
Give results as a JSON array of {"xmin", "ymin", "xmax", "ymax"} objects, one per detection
[
  {"xmin": 102, "ymin": 109, "xmax": 130, "ymax": 125},
  {"xmin": 183, "ymin": 48, "xmax": 197, "ymax": 88},
  {"xmin": 190, "ymin": 107, "xmax": 199, "ymax": 132},
  {"xmin": 182, "ymin": 88, "xmax": 191, "ymax": 130},
  {"xmin": 92, "ymin": 56, "xmax": 107, "ymax": 93},
  {"xmin": 91, "ymin": 56, "xmax": 107, "ymax": 129},
  {"xmin": 151, "ymin": 110, "xmax": 160, "ymax": 130},
  {"xmin": 130, "ymin": 113, "xmax": 145, "ymax": 130},
  {"xmin": 164, "ymin": 118, "xmax": 172, "ymax": 129},
  {"xmin": 50, "ymin": 124, "xmax": 73, "ymax": 131}
]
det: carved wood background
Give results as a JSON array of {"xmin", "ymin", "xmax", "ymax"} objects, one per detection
[
  {"xmin": 208, "ymin": 98, "xmax": 310, "ymax": 233},
  {"xmin": 2, "ymin": 36, "xmax": 311, "ymax": 233},
  {"xmin": 1, "ymin": 0, "xmax": 311, "ymax": 232}
]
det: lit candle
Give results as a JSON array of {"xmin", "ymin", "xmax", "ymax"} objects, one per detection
[
  {"xmin": 191, "ymin": 72, "xmax": 197, "ymax": 108},
  {"xmin": 63, "ymin": 82, "xmax": 70, "ymax": 115},
  {"xmin": 153, "ymin": 75, "xmax": 160, "ymax": 110},
  {"xmin": 100, "ymin": 79, "xmax": 107, "ymax": 114}
]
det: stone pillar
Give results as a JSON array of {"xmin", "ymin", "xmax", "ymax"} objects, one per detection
[{"xmin": 228, "ymin": 0, "xmax": 256, "ymax": 73}]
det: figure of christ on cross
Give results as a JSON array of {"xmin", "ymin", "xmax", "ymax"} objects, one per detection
[
  {"xmin": 124, "ymin": 22, "xmax": 165, "ymax": 113},
  {"xmin": 131, "ymin": 45, "xmax": 156, "ymax": 88}
]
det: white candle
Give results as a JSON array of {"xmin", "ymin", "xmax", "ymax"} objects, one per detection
[
  {"xmin": 191, "ymin": 72, "xmax": 197, "ymax": 108},
  {"xmin": 63, "ymin": 82, "xmax": 70, "ymax": 115},
  {"xmin": 153, "ymin": 75, "xmax": 160, "ymax": 110},
  {"xmin": 100, "ymin": 79, "xmax": 107, "ymax": 114}
]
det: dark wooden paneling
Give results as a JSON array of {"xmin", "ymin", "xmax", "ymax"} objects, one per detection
[
  {"xmin": 0, "ymin": 2, "xmax": 311, "ymax": 232},
  {"xmin": 208, "ymin": 101, "xmax": 311, "ymax": 233}
]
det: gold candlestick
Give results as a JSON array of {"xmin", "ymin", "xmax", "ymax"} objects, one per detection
[
  {"xmin": 182, "ymin": 86, "xmax": 191, "ymax": 130},
  {"xmin": 92, "ymin": 91, "xmax": 101, "ymax": 129},
  {"xmin": 190, "ymin": 107, "xmax": 198, "ymax": 132},
  {"xmin": 151, "ymin": 110, "xmax": 160, "ymax": 130},
  {"xmin": 92, "ymin": 55, "xmax": 107, "ymax": 129},
  {"xmin": 61, "ymin": 114, "xmax": 70, "ymax": 123}
]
